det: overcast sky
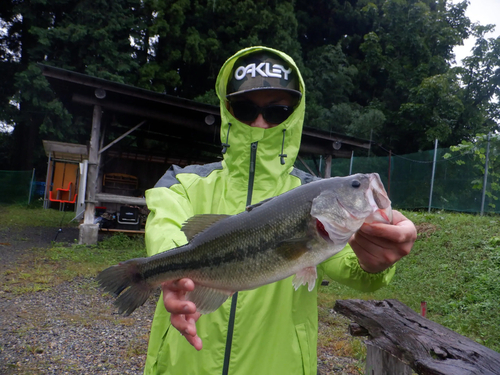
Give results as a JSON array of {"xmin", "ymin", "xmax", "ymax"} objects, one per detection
[{"xmin": 450, "ymin": 0, "xmax": 500, "ymax": 65}]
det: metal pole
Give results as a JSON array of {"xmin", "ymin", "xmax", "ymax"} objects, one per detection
[
  {"xmin": 480, "ymin": 132, "xmax": 491, "ymax": 216},
  {"xmin": 428, "ymin": 139, "xmax": 438, "ymax": 213},
  {"xmin": 368, "ymin": 129, "xmax": 373, "ymax": 157},
  {"xmin": 349, "ymin": 151, "xmax": 354, "ymax": 175},
  {"xmin": 44, "ymin": 152, "xmax": 53, "ymax": 209},
  {"xmin": 28, "ymin": 168, "xmax": 35, "ymax": 205},
  {"xmin": 388, "ymin": 150, "xmax": 392, "ymax": 198}
]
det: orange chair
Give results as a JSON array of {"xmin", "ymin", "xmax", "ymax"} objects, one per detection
[{"xmin": 49, "ymin": 182, "xmax": 78, "ymax": 210}]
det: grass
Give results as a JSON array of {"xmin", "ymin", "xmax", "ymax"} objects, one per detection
[
  {"xmin": 2, "ymin": 206, "xmax": 500, "ymax": 368},
  {"xmin": 2, "ymin": 234, "xmax": 147, "ymax": 295},
  {"xmin": 317, "ymin": 210, "xmax": 500, "ymax": 353},
  {"xmin": 1, "ymin": 205, "xmax": 147, "ymax": 295},
  {"xmin": 0, "ymin": 203, "xmax": 81, "ymax": 228}
]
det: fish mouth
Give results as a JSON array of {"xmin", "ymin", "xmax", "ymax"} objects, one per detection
[{"xmin": 365, "ymin": 174, "xmax": 392, "ymax": 224}]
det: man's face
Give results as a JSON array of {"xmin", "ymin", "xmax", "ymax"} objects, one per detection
[{"xmin": 228, "ymin": 90, "xmax": 297, "ymax": 129}]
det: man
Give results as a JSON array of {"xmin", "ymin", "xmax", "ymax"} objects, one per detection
[{"xmin": 144, "ymin": 46, "xmax": 416, "ymax": 374}]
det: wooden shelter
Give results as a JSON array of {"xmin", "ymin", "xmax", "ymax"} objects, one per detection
[{"xmin": 40, "ymin": 64, "xmax": 371, "ymax": 244}]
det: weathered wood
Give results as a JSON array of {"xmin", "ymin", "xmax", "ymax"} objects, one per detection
[
  {"xmin": 79, "ymin": 105, "xmax": 102, "ymax": 245},
  {"xmin": 348, "ymin": 322, "xmax": 370, "ymax": 337},
  {"xmin": 334, "ymin": 299, "xmax": 500, "ymax": 375},
  {"xmin": 95, "ymin": 193, "xmax": 146, "ymax": 206},
  {"xmin": 100, "ymin": 228, "xmax": 145, "ymax": 234},
  {"xmin": 366, "ymin": 344, "xmax": 413, "ymax": 375},
  {"xmin": 324, "ymin": 155, "xmax": 332, "ymax": 178}
]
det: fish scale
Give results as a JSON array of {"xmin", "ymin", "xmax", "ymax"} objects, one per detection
[{"xmin": 97, "ymin": 173, "xmax": 392, "ymax": 316}]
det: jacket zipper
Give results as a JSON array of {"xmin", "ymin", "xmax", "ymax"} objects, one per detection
[{"xmin": 222, "ymin": 141, "xmax": 258, "ymax": 375}]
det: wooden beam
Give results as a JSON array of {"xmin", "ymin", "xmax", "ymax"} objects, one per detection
[
  {"xmin": 301, "ymin": 129, "xmax": 371, "ymax": 149},
  {"xmin": 72, "ymin": 94, "xmax": 210, "ymax": 131},
  {"xmin": 99, "ymin": 120, "xmax": 146, "ymax": 154},
  {"xmin": 95, "ymin": 193, "xmax": 146, "ymax": 206}
]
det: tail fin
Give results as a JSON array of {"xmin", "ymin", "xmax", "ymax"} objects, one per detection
[{"xmin": 96, "ymin": 259, "xmax": 152, "ymax": 316}]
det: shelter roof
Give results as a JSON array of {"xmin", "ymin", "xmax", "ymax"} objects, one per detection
[
  {"xmin": 39, "ymin": 64, "xmax": 370, "ymax": 160},
  {"xmin": 42, "ymin": 140, "xmax": 88, "ymax": 163}
]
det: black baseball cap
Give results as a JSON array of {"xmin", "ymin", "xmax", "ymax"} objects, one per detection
[{"xmin": 226, "ymin": 51, "xmax": 302, "ymax": 99}]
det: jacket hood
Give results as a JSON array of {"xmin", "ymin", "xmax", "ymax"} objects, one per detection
[{"xmin": 215, "ymin": 46, "xmax": 306, "ymax": 198}]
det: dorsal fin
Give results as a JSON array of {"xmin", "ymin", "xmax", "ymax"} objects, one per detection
[
  {"xmin": 246, "ymin": 197, "xmax": 274, "ymax": 212},
  {"xmin": 181, "ymin": 214, "xmax": 230, "ymax": 241}
]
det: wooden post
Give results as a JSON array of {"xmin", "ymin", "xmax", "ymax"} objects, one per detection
[
  {"xmin": 365, "ymin": 344, "xmax": 412, "ymax": 375},
  {"xmin": 79, "ymin": 105, "xmax": 102, "ymax": 245},
  {"xmin": 325, "ymin": 155, "xmax": 332, "ymax": 178}
]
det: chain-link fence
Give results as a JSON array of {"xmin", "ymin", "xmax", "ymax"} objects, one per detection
[
  {"xmin": 298, "ymin": 144, "xmax": 497, "ymax": 214},
  {"xmin": 4, "ymin": 140, "xmax": 498, "ymax": 214},
  {"xmin": 0, "ymin": 170, "xmax": 39, "ymax": 205}
]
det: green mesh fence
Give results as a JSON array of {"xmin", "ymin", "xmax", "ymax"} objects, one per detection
[
  {"xmin": 0, "ymin": 170, "xmax": 35, "ymax": 204},
  {"xmin": 296, "ymin": 147, "xmax": 497, "ymax": 214}
]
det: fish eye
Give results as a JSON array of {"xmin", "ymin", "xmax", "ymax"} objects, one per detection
[{"xmin": 351, "ymin": 180, "xmax": 361, "ymax": 188}]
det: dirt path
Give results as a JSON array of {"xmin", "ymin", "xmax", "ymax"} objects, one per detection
[{"xmin": 0, "ymin": 226, "xmax": 80, "ymax": 266}]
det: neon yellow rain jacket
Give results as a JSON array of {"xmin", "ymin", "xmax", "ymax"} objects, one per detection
[{"xmin": 143, "ymin": 46, "xmax": 395, "ymax": 375}]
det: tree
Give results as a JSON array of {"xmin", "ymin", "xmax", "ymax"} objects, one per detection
[
  {"xmin": 0, "ymin": 0, "xmax": 140, "ymax": 171},
  {"xmin": 455, "ymin": 26, "xmax": 500, "ymax": 140},
  {"xmin": 1, "ymin": 0, "xmax": 498, "ymax": 170},
  {"xmin": 135, "ymin": 0, "xmax": 302, "ymax": 99},
  {"xmin": 445, "ymin": 133, "xmax": 500, "ymax": 209}
]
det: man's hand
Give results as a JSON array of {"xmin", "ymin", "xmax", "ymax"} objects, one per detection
[
  {"xmin": 162, "ymin": 278, "xmax": 202, "ymax": 350},
  {"xmin": 349, "ymin": 210, "xmax": 416, "ymax": 273}
]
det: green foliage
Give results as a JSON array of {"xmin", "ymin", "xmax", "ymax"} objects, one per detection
[
  {"xmin": 445, "ymin": 134, "xmax": 500, "ymax": 209},
  {"xmin": 320, "ymin": 210, "xmax": 500, "ymax": 352}
]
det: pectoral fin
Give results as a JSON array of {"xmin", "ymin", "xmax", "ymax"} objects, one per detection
[
  {"xmin": 186, "ymin": 285, "xmax": 233, "ymax": 314},
  {"xmin": 275, "ymin": 238, "xmax": 310, "ymax": 260},
  {"xmin": 292, "ymin": 266, "xmax": 318, "ymax": 292}
]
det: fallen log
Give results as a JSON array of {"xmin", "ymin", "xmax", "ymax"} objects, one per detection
[{"xmin": 334, "ymin": 299, "xmax": 500, "ymax": 375}]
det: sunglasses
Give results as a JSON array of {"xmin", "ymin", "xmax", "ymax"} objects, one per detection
[{"xmin": 230, "ymin": 101, "xmax": 294, "ymax": 124}]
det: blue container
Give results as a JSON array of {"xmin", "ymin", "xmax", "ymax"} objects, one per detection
[{"xmin": 34, "ymin": 181, "xmax": 46, "ymax": 197}]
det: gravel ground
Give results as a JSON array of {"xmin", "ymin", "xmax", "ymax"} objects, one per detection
[
  {"xmin": 0, "ymin": 226, "xmax": 360, "ymax": 375},
  {"xmin": 0, "ymin": 277, "xmax": 158, "ymax": 374},
  {"xmin": 0, "ymin": 226, "xmax": 157, "ymax": 375}
]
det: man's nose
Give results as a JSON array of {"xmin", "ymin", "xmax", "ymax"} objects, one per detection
[{"xmin": 250, "ymin": 113, "xmax": 271, "ymax": 129}]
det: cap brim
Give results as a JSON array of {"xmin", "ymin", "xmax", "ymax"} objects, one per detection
[{"xmin": 226, "ymin": 87, "xmax": 302, "ymax": 99}]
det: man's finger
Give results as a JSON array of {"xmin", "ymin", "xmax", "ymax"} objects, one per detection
[
  {"xmin": 162, "ymin": 278, "xmax": 195, "ymax": 292},
  {"xmin": 171, "ymin": 313, "xmax": 197, "ymax": 336},
  {"xmin": 184, "ymin": 334, "xmax": 203, "ymax": 351},
  {"xmin": 163, "ymin": 296, "xmax": 197, "ymax": 315}
]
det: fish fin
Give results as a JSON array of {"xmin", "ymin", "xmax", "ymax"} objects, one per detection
[
  {"xmin": 292, "ymin": 266, "xmax": 318, "ymax": 292},
  {"xmin": 245, "ymin": 197, "xmax": 274, "ymax": 211},
  {"xmin": 186, "ymin": 285, "xmax": 233, "ymax": 314},
  {"xmin": 114, "ymin": 282, "xmax": 152, "ymax": 316},
  {"xmin": 181, "ymin": 214, "xmax": 231, "ymax": 241},
  {"xmin": 96, "ymin": 259, "xmax": 153, "ymax": 316},
  {"xmin": 275, "ymin": 238, "xmax": 310, "ymax": 261}
]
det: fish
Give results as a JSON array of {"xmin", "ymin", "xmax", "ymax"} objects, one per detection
[{"xmin": 96, "ymin": 173, "xmax": 392, "ymax": 316}]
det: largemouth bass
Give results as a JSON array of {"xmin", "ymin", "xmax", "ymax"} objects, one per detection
[{"xmin": 97, "ymin": 173, "xmax": 392, "ymax": 316}]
